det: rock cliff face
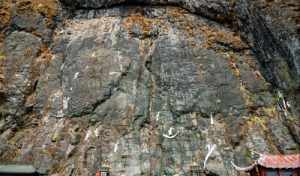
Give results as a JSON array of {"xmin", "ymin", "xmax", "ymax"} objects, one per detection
[{"xmin": 0, "ymin": 0, "xmax": 299, "ymax": 175}]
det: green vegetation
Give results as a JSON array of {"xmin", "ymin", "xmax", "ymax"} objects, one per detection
[{"xmin": 0, "ymin": 51, "xmax": 5, "ymax": 60}]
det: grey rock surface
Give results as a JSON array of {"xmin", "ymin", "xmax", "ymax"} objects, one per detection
[
  {"xmin": 60, "ymin": 0, "xmax": 300, "ymax": 91},
  {"xmin": 0, "ymin": 0, "xmax": 299, "ymax": 175}
]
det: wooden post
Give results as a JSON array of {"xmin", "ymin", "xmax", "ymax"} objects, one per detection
[{"xmin": 256, "ymin": 166, "xmax": 261, "ymax": 176}]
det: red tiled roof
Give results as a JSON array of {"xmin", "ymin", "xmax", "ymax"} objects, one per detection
[
  {"xmin": 258, "ymin": 154, "xmax": 300, "ymax": 169},
  {"xmin": 232, "ymin": 154, "xmax": 300, "ymax": 171}
]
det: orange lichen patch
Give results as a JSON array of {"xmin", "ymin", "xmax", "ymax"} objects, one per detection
[
  {"xmin": 177, "ymin": 20, "xmax": 198, "ymax": 39},
  {"xmin": 16, "ymin": 0, "xmax": 58, "ymax": 18},
  {"xmin": 47, "ymin": 145, "xmax": 60, "ymax": 157},
  {"xmin": 33, "ymin": 0, "xmax": 58, "ymax": 19},
  {"xmin": 15, "ymin": 0, "xmax": 58, "ymax": 28},
  {"xmin": 164, "ymin": 8, "xmax": 201, "ymax": 38},
  {"xmin": 25, "ymin": 93, "xmax": 36, "ymax": 107},
  {"xmin": 229, "ymin": 59, "xmax": 240, "ymax": 77},
  {"xmin": 27, "ymin": 46, "xmax": 53, "ymax": 93},
  {"xmin": 121, "ymin": 7, "xmax": 193, "ymax": 38},
  {"xmin": 25, "ymin": 48, "xmax": 33, "ymax": 57},
  {"xmin": 39, "ymin": 45, "xmax": 54, "ymax": 62},
  {"xmin": 243, "ymin": 55, "xmax": 258, "ymax": 69},
  {"xmin": 122, "ymin": 15, "xmax": 158, "ymax": 38},
  {"xmin": 199, "ymin": 26, "xmax": 248, "ymax": 50},
  {"xmin": 254, "ymin": 70, "xmax": 263, "ymax": 80},
  {"xmin": 0, "ymin": 146, "xmax": 19, "ymax": 162},
  {"xmin": 226, "ymin": 52, "xmax": 241, "ymax": 77},
  {"xmin": 0, "ymin": 0, "xmax": 12, "ymax": 28},
  {"xmin": 164, "ymin": 8, "xmax": 248, "ymax": 51},
  {"xmin": 31, "ymin": 45, "xmax": 53, "ymax": 76},
  {"xmin": 165, "ymin": 6, "xmax": 188, "ymax": 18}
]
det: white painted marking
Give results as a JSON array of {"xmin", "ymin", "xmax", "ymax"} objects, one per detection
[
  {"xmin": 203, "ymin": 144, "xmax": 216, "ymax": 169},
  {"xmin": 117, "ymin": 51, "xmax": 123, "ymax": 71},
  {"xmin": 163, "ymin": 127, "xmax": 179, "ymax": 139},
  {"xmin": 63, "ymin": 97, "xmax": 70, "ymax": 110},
  {"xmin": 168, "ymin": 127, "xmax": 174, "ymax": 136},
  {"xmin": 155, "ymin": 112, "xmax": 160, "ymax": 121},
  {"xmin": 73, "ymin": 72, "xmax": 79, "ymax": 80},
  {"xmin": 114, "ymin": 141, "xmax": 119, "ymax": 153},
  {"xmin": 84, "ymin": 130, "xmax": 92, "ymax": 141},
  {"xmin": 60, "ymin": 63, "xmax": 65, "ymax": 71},
  {"xmin": 57, "ymin": 110, "xmax": 64, "ymax": 118},
  {"xmin": 109, "ymin": 72, "xmax": 120, "ymax": 76},
  {"xmin": 94, "ymin": 128, "xmax": 99, "ymax": 137},
  {"xmin": 210, "ymin": 113, "xmax": 214, "ymax": 125}
]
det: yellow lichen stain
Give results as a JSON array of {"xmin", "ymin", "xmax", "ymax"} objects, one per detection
[
  {"xmin": 39, "ymin": 45, "xmax": 53, "ymax": 62},
  {"xmin": 25, "ymin": 48, "xmax": 33, "ymax": 57},
  {"xmin": 199, "ymin": 26, "xmax": 248, "ymax": 50},
  {"xmin": 166, "ymin": 8, "xmax": 200, "ymax": 40},
  {"xmin": 122, "ymin": 15, "xmax": 157, "ymax": 38},
  {"xmin": 16, "ymin": 0, "xmax": 58, "ymax": 18},
  {"xmin": 0, "ymin": 51, "xmax": 5, "ymax": 61},
  {"xmin": 166, "ymin": 7, "xmax": 188, "ymax": 18},
  {"xmin": 228, "ymin": 55, "xmax": 241, "ymax": 77},
  {"xmin": 240, "ymin": 82, "xmax": 253, "ymax": 107},
  {"xmin": 122, "ymin": 7, "xmax": 198, "ymax": 39},
  {"xmin": 0, "ymin": 1, "xmax": 12, "ymax": 28},
  {"xmin": 248, "ymin": 115, "xmax": 268, "ymax": 131},
  {"xmin": 262, "ymin": 106, "xmax": 277, "ymax": 118},
  {"xmin": 254, "ymin": 70, "xmax": 263, "ymax": 80},
  {"xmin": 14, "ymin": 0, "xmax": 58, "ymax": 28},
  {"xmin": 248, "ymin": 113, "xmax": 281, "ymax": 153},
  {"xmin": 121, "ymin": 6, "xmax": 248, "ymax": 56}
]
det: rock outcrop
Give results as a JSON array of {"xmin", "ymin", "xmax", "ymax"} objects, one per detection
[{"xmin": 0, "ymin": 0, "xmax": 299, "ymax": 175}]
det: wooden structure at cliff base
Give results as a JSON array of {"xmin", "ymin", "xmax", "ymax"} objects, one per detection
[
  {"xmin": 0, "ymin": 165, "xmax": 42, "ymax": 176},
  {"xmin": 232, "ymin": 154, "xmax": 300, "ymax": 176}
]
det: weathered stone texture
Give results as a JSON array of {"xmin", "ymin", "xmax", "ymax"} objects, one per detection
[{"xmin": 0, "ymin": 0, "xmax": 299, "ymax": 175}]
